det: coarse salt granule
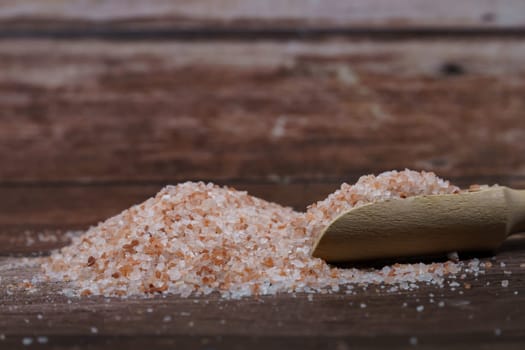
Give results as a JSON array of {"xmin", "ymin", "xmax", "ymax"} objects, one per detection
[
  {"xmin": 36, "ymin": 336, "xmax": 48, "ymax": 344},
  {"xmin": 43, "ymin": 170, "xmax": 472, "ymax": 299},
  {"xmin": 305, "ymin": 169, "xmax": 459, "ymax": 241}
]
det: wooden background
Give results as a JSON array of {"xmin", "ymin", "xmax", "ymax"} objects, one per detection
[{"xmin": 0, "ymin": 1, "xmax": 524, "ymax": 349}]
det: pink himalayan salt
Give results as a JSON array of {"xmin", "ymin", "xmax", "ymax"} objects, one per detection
[{"xmin": 43, "ymin": 170, "xmax": 470, "ymax": 299}]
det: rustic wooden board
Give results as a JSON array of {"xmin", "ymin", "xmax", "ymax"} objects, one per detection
[
  {"xmin": 1, "ymin": 2, "xmax": 525, "ymax": 348},
  {"xmin": 1, "ymin": 0, "xmax": 524, "ymax": 30},
  {"xmin": 1, "ymin": 39, "xmax": 524, "ymax": 184}
]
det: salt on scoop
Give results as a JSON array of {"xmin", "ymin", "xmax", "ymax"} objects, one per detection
[{"xmin": 43, "ymin": 170, "xmax": 470, "ymax": 299}]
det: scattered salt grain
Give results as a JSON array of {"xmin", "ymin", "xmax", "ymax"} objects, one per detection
[
  {"xmin": 416, "ymin": 305, "xmax": 424, "ymax": 312},
  {"xmin": 41, "ymin": 170, "xmax": 476, "ymax": 299},
  {"xmin": 501, "ymin": 280, "xmax": 509, "ymax": 288},
  {"xmin": 163, "ymin": 315, "xmax": 172, "ymax": 322},
  {"xmin": 22, "ymin": 337, "xmax": 33, "ymax": 346},
  {"xmin": 447, "ymin": 252, "xmax": 459, "ymax": 262},
  {"xmin": 90, "ymin": 327, "xmax": 98, "ymax": 334},
  {"xmin": 360, "ymin": 303, "xmax": 367, "ymax": 309},
  {"xmin": 307, "ymin": 294, "xmax": 313, "ymax": 301},
  {"xmin": 37, "ymin": 336, "xmax": 48, "ymax": 344},
  {"xmin": 409, "ymin": 336, "xmax": 418, "ymax": 346},
  {"xmin": 36, "ymin": 314, "xmax": 43, "ymax": 320},
  {"xmin": 438, "ymin": 301, "xmax": 445, "ymax": 308},
  {"xmin": 494, "ymin": 328, "xmax": 502, "ymax": 336},
  {"xmin": 0, "ymin": 334, "xmax": 5, "ymax": 341},
  {"xmin": 188, "ymin": 321, "xmax": 194, "ymax": 327},
  {"xmin": 146, "ymin": 308, "xmax": 153, "ymax": 313},
  {"xmin": 503, "ymin": 271, "xmax": 512, "ymax": 275},
  {"xmin": 500, "ymin": 262, "xmax": 506, "ymax": 268}
]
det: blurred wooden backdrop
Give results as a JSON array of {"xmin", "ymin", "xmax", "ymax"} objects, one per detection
[{"xmin": 1, "ymin": 0, "xmax": 525, "ymax": 251}]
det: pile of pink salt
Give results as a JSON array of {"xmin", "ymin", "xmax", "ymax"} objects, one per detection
[{"xmin": 42, "ymin": 169, "xmax": 479, "ymax": 299}]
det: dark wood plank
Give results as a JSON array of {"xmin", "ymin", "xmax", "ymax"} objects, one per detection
[
  {"xmin": 0, "ymin": 0, "xmax": 524, "ymax": 32},
  {"xmin": 0, "ymin": 39, "xmax": 524, "ymax": 184},
  {"xmin": 1, "ymin": 239, "xmax": 524, "ymax": 349}
]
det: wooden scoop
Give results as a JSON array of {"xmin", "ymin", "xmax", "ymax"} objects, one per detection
[{"xmin": 312, "ymin": 186, "xmax": 525, "ymax": 263}]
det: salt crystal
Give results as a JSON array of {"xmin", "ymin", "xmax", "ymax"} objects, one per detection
[
  {"xmin": 447, "ymin": 252, "xmax": 459, "ymax": 262},
  {"xmin": 416, "ymin": 305, "xmax": 424, "ymax": 312},
  {"xmin": 360, "ymin": 303, "xmax": 367, "ymax": 309},
  {"xmin": 37, "ymin": 336, "xmax": 48, "ymax": 344},
  {"xmin": 90, "ymin": 327, "xmax": 98, "ymax": 334},
  {"xmin": 501, "ymin": 280, "xmax": 509, "ymax": 288},
  {"xmin": 494, "ymin": 328, "xmax": 502, "ymax": 336},
  {"xmin": 0, "ymin": 334, "xmax": 5, "ymax": 341},
  {"xmin": 438, "ymin": 301, "xmax": 445, "ymax": 308},
  {"xmin": 22, "ymin": 337, "xmax": 33, "ymax": 346},
  {"xmin": 40, "ymin": 170, "xmax": 474, "ymax": 299},
  {"xmin": 163, "ymin": 315, "xmax": 172, "ymax": 322},
  {"xmin": 409, "ymin": 336, "xmax": 418, "ymax": 346}
]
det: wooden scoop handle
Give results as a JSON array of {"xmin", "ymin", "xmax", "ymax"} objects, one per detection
[{"xmin": 506, "ymin": 188, "xmax": 525, "ymax": 235}]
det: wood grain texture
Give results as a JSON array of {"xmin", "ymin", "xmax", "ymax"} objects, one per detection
[
  {"xmin": 1, "ymin": 39, "xmax": 524, "ymax": 184},
  {"xmin": 0, "ymin": 0, "xmax": 524, "ymax": 29}
]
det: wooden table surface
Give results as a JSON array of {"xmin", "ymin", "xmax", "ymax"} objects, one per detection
[{"xmin": 1, "ymin": 1, "xmax": 525, "ymax": 349}]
